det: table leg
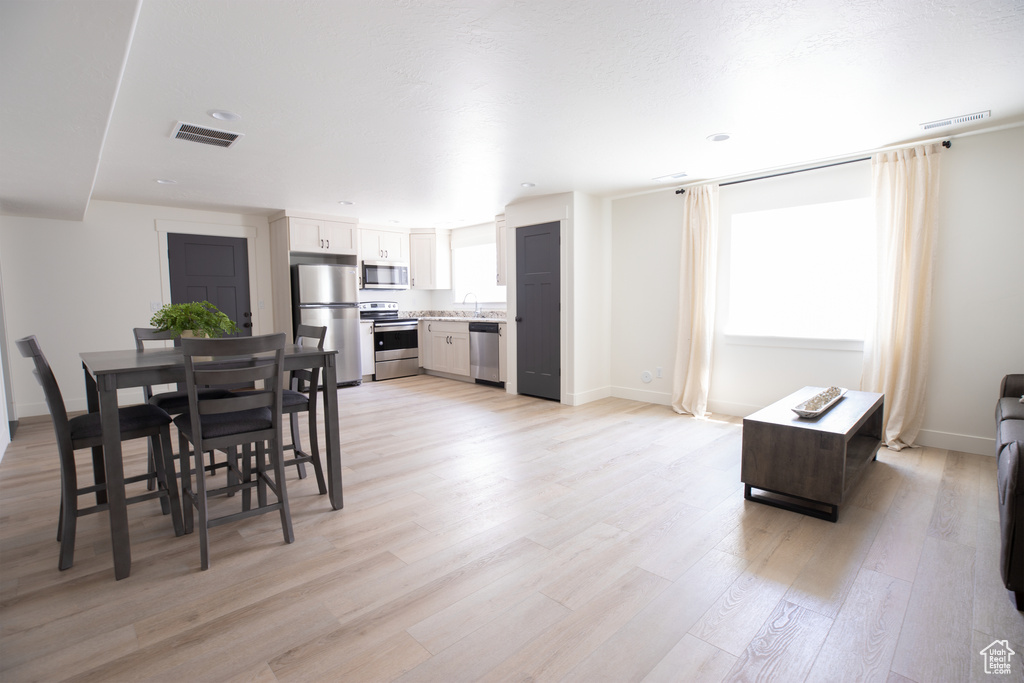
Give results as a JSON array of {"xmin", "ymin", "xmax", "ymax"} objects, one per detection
[
  {"xmin": 321, "ymin": 357, "xmax": 343, "ymax": 510},
  {"xmin": 98, "ymin": 374, "xmax": 132, "ymax": 579},
  {"xmin": 82, "ymin": 365, "xmax": 107, "ymax": 505}
]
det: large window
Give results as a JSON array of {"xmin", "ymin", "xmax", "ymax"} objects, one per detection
[
  {"xmin": 726, "ymin": 197, "xmax": 874, "ymax": 341},
  {"xmin": 451, "ymin": 223, "xmax": 506, "ymax": 305}
]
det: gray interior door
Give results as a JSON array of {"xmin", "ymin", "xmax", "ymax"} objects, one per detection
[
  {"xmin": 168, "ymin": 233, "xmax": 252, "ymax": 336},
  {"xmin": 516, "ymin": 221, "xmax": 560, "ymax": 401}
]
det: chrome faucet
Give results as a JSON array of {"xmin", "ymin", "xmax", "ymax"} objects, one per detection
[{"xmin": 462, "ymin": 292, "xmax": 480, "ymax": 316}]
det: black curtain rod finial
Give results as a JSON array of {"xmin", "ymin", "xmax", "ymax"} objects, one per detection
[
  {"xmin": 675, "ymin": 188, "xmax": 686, "ymax": 195},
  {"xmin": 942, "ymin": 140, "xmax": 952, "ymax": 149}
]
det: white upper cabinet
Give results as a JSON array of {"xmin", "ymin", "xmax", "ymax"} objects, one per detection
[
  {"xmin": 495, "ymin": 214, "xmax": 507, "ymax": 286},
  {"xmin": 361, "ymin": 227, "xmax": 407, "ymax": 262},
  {"xmin": 288, "ymin": 216, "xmax": 357, "ymax": 255},
  {"xmin": 409, "ymin": 228, "xmax": 451, "ymax": 290}
]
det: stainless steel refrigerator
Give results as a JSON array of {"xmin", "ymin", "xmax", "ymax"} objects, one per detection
[{"xmin": 292, "ymin": 264, "xmax": 361, "ymax": 385}]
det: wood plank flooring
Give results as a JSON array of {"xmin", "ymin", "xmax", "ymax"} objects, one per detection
[{"xmin": 0, "ymin": 375, "xmax": 1019, "ymax": 681}]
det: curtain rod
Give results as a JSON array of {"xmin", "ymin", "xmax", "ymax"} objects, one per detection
[{"xmin": 675, "ymin": 140, "xmax": 951, "ymax": 194}]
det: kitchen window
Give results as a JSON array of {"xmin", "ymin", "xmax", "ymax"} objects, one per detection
[{"xmin": 451, "ymin": 224, "xmax": 506, "ymax": 305}]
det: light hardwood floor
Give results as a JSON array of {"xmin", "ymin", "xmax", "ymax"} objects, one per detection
[{"xmin": 1, "ymin": 375, "xmax": 1019, "ymax": 682}]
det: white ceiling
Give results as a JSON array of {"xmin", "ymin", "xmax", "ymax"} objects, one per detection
[{"xmin": 2, "ymin": 0, "xmax": 1022, "ymax": 226}]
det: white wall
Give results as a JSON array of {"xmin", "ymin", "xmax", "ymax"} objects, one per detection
[
  {"xmin": 922, "ymin": 126, "xmax": 1024, "ymax": 454},
  {"xmin": 609, "ymin": 125, "xmax": 1024, "ymax": 455},
  {"xmin": 0, "ymin": 201, "xmax": 274, "ymax": 418},
  {"xmin": 0, "ymin": 245, "xmax": 10, "ymax": 460},
  {"xmin": 610, "ymin": 190, "xmax": 684, "ymax": 404},
  {"xmin": 571, "ymin": 193, "xmax": 613, "ymax": 404}
]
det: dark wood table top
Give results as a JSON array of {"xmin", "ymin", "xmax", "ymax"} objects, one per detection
[{"xmin": 743, "ymin": 386, "xmax": 884, "ymax": 436}]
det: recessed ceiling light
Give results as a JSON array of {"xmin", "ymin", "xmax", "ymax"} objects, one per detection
[
  {"xmin": 521, "ymin": 182, "xmax": 536, "ymax": 188},
  {"xmin": 388, "ymin": 220, "xmax": 400, "ymax": 224},
  {"xmin": 707, "ymin": 133, "xmax": 731, "ymax": 142},
  {"xmin": 209, "ymin": 110, "xmax": 241, "ymax": 122},
  {"xmin": 652, "ymin": 172, "xmax": 688, "ymax": 182},
  {"xmin": 337, "ymin": 200, "xmax": 354, "ymax": 206},
  {"xmin": 155, "ymin": 178, "xmax": 177, "ymax": 184}
]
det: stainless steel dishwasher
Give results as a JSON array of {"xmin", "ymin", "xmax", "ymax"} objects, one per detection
[{"xmin": 469, "ymin": 321, "xmax": 503, "ymax": 386}]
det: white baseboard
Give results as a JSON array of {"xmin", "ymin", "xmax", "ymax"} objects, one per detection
[
  {"xmin": 569, "ymin": 386, "xmax": 613, "ymax": 406},
  {"xmin": 706, "ymin": 399, "xmax": 759, "ymax": 419},
  {"xmin": 610, "ymin": 386, "xmax": 672, "ymax": 405},
  {"xmin": 915, "ymin": 428, "xmax": 995, "ymax": 457}
]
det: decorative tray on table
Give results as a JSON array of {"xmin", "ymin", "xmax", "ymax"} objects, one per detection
[{"xmin": 792, "ymin": 386, "xmax": 847, "ymax": 418}]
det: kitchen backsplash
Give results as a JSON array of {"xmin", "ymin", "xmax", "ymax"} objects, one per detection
[{"xmin": 404, "ymin": 309, "xmax": 507, "ymax": 319}]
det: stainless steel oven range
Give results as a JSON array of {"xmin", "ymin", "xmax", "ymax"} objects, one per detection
[{"xmin": 358, "ymin": 301, "xmax": 419, "ymax": 381}]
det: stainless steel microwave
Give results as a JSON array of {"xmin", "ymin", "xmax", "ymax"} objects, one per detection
[{"xmin": 361, "ymin": 260, "xmax": 409, "ymax": 290}]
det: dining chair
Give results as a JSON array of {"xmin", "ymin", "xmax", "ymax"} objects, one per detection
[
  {"xmin": 133, "ymin": 327, "xmax": 235, "ymax": 488},
  {"xmin": 282, "ymin": 324, "xmax": 328, "ymax": 494},
  {"xmin": 16, "ymin": 335, "xmax": 184, "ymax": 571},
  {"xmin": 133, "ymin": 327, "xmax": 236, "ymax": 415},
  {"xmin": 174, "ymin": 333, "xmax": 293, "ymax": 570}
]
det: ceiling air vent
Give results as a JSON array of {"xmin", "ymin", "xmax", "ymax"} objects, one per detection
[
  {"xmin": 920, "ymin": 110, "xmax": 990, "ymax": 131},
  {"xmin": 170, "ymin": 121, "xmax": 243, "ymax": 148}
]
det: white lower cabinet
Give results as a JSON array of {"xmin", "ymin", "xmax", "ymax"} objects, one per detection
[
  {"xmin": 498, "ymin": 322, "xmax": 507, "ymax": 382},
  {"xmin": 420, "ymin": 321, "xmax": 470, "ymax": 377},
  {"xmin": 360, "ymin": 321, "xmax": 375, "ymax": 377}
]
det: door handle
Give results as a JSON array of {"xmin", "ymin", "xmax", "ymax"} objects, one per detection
[
  {"xmin": 515, "ymin": 316, "xmax": 523, "ymax": 322},
  {"xmin": 243, "ymin": 322, "xmax": 252, "ymax": 328},
  {"xmin": 325, "ymin": 239, "xmax": 330, "ymax": 249}
]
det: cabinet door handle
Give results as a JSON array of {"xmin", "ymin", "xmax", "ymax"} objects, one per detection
[
  {"xmin": 325, "ymin": 239, "xmax": 330, "ymax": 249},
  {"xmin": 320, "ymin": 239, "xmax": 324, "ymax": 248}
]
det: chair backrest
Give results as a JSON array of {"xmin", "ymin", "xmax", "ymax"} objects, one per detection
[
  {"xmin": 15, "ymin": 335, "xmax": 75, "ymax": 458},
  {"xmin": 181, "ymin": 333, "xmax": 287, "ymax": 449},
  {"xmin": 133, "ymin": 327, "xmax": 180, "ymax": 399},
  {"xmin": 292, "ymin": 325, "xmax": 326, "ymax": 391},
  {"xmin": 295, "ymin": 324, "xmax": 326, "ymax": 350},
  {"xmin": 133, "ymin": 327, "xmax": 177, "ymax": 352}
]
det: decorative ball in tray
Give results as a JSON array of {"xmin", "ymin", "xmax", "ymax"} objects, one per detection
[{"xmin": 792, "ymin": 386, "xmax": 847, "ymax": 418}]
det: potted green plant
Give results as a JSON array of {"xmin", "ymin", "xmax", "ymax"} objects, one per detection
[{"xmin": 149, "ymin": 301, "xmax": 240, "ymax": 338}]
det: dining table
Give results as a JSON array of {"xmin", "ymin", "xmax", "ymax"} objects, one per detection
[{"xmin": 80, "ymin": 343, "xmax": 343, "ymax": 580}]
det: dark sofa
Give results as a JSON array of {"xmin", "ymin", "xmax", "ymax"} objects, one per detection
[{"xmin": 996, "ymin": 373, "xmax": 1024, "ymax": 610}]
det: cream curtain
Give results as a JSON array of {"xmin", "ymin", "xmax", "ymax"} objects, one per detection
[
  {"xmin": 672, "ymin": 184, "xmax": 719, "ymax": 418},
  {"xmin": 862, "ymin": 144, "xmax": 943, "ymax": 450}
]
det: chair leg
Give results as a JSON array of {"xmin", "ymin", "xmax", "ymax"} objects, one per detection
[
  {"xmin": 289, "ymin": 413, "xmax": 308, "ymax": 479},
  {"xmin": 193, "ymin": 447, "xmax": 211, "ymax": 571},
  {"xmin": 240, "ymin": 444, "xmax": 252, "ymax": 512},
  {"xmin": 57, "ymin": 473, "xmax": 78, "ymax": 571},
  {"xmin": 146, "ymin": 439, "xmax": 157, "ymax": 492},
  {"xmin": 156, "ymin": 430, "xmax": 184, "ymax": 537},
  {"xmin": 178, "ymin": 432, "xmax": 195, "ymax": 535},
  {"xmin": 270, "ymin": 437, "xmax": 294, "ymax": 544},
  {"xmin": 152, "ymin": 434, "xmax": 171, "ymax": 516},
  {"xmin": 306, "ymin": 411, "xmax": 327, "ymax": 495},
  {"xmin": 255, "ymin": 442, "xmax": 268, "ymax": 509}
]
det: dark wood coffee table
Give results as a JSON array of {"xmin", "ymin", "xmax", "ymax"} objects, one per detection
[{"xmin": 741, "ymin": 386, "xmax": 884, "ymax": 522}]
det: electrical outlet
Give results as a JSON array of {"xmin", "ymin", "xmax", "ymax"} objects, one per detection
[{"xmin": 150, "ymin": 301, "xmax": 162, "ymax": 312}]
